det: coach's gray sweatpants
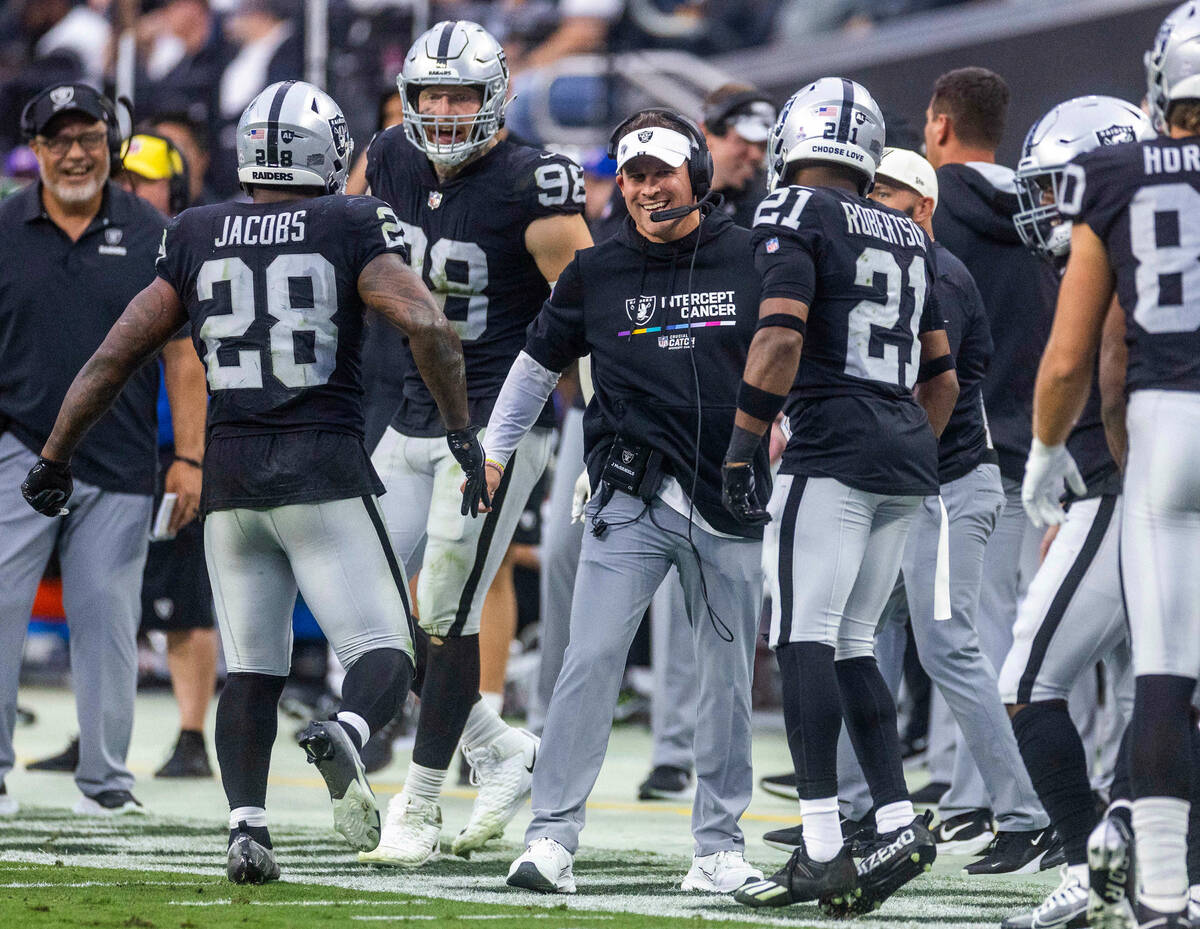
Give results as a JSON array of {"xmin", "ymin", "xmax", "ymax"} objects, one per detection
[
  {"xmin": 839, "ymin": 463, "xmax": 1049, "ymax": 831},
  {"xmin": 527, "ymin": 491, "xmax": 760, "ymax": 855},
  {"xmin": 650, "ymin": 569, "xmax": 699, "ymax": 772},
  {"xmin": 0, "ymin": 433, "xmax": 150, "ymax": 797}
]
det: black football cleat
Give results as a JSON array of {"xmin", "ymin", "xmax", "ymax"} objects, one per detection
[
  {"xmin": 822, "ymin": 810, "xmax": 937, "ymax": 917},
  {"xmin": 26, "ymin": 736, "xmax": 79, "ymax": 772},
  {"xmin": 155, "ymin": 730, "xmax": 213, "ymax": 778},
  {"xmin": 227, "ymin": 829, "xmax": 280, "ymax": 885},
  {"xmin": 1087, "ymin": 813, "xmax": 1137, "ymax": 929},
  {"xmin": 759, "ymin": 772, "xmax": 799, "ymax": 801},
  {"xmin": 764, "ymin": 815, "xmax": 878, "ymax": 858},
  {"xmin": 298, "ymin": 720, "xmax": 380, "ymax": 852},
  {"xmin": 964, "ymin": 826, "xmax": 1056, "ymax": 876},
  {"xmin": 734, "ymin": 839, "xmax": 858, "ymax": 909},
  {"xmin": 637, "ymin": 765, "xmax": 692, "ymax": 801}
]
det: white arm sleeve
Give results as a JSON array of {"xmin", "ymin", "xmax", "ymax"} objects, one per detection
[
  {"xmin": 578, "ymin": 354, "xmax": 594, "ymax": 403},
  {"xmin": 483, "ymin": 351, "xmax": 562, "ymax": 467}
]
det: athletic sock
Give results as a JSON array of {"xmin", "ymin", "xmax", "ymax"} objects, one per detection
[
  {"xmin": 875, "ymin": 800, "xmax": 916, "ymax": 835},
  {"xmin": 336, "ymin": 712, "xmax": 369, "ymax": 751},
  {"xmin": 1011, "ymin": 701, "xmax": 1097, "ymax": 867},
  {"xmin": 228, "ymin": 806, "xmax": 271, "ymax": 849},
  {"xmin": 836, "ymin": 656, "xmax": 909, "ymax": 809},
  {"xmin": 412, "ymin": 635, "xmax": 481, "ymax": 770},
  {"xmin": 1134, "ymin": 796, "xmax": 1190, "ymax": 913},
  {"xmin": 480, "ymin": 691, "xmax": 504, "ymax": 715},
  {"xmin": 777, "ymin": 642, "xmax": 841, "ymax": 800},
  {"xmin": 1188, "ymin": 721, "xmax": 1200, "ymax": 886},
  {"xmin": 462, "ymin": 697, "xmax": 525, "ymax": 755},
  {"xmin": 403, "ymin": 762, "xmax": 448, "ymax": 803},
  {"xmin": 800, "ymin": 797, "xmax": 842, "ymax": 862},
  {"xmin": 215, "ymin": 672, "xmax": 288, "ymax": 809},
  {"xmin": 340, "ymin": 647, "xmax": 413, "ymax": 737}
]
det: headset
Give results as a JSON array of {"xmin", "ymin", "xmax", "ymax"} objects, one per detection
[
  {"xmin": 20, "ymin": 83, "xmax": 125, "ymax": 162},
  {"xmin": 700, "ymin": 90, "xmax": 773, "ymax": 136},
  {"xmin": 606, "ymin": 107, "xmax": 713, "ymax": 203},
  {"xmin": 124, "ymin": 132, "xmax": 191, "ymax": 215}
]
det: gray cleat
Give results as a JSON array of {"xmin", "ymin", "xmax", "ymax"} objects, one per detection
[
  {"xmin": 227, "ymin": 833, "xmax": 280, "ymax": 884},
  {"xmin": 298, "ymin": 720, "xmax": 380, "ymax": 852}
]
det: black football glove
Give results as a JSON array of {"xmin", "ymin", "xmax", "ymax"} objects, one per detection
[
  {"xmin": 21, "ymin": 457, "xmax": 73, "ymax": 517},
  {"xmin": 721, "ymin": 460, "xmax": 769, "ymax": 527},
  {"xmin": 447, "ymin": 427, "xmax": 491, "ymax": 517}
]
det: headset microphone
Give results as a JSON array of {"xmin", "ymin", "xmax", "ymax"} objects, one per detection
[{"xmin": 649, "ymin": 188, "xmax": 715, "ymax": 223}]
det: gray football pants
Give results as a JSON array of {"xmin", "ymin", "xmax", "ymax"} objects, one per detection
[
  {"xmin": 0, "ymin": 433, "xmax": 151, "ymax": 797},
  {"xmin": 838, "ymin": 463, "xmax": 1049, "ymax": 831},
  {"xmin": 527, "ymin": 491, "xmax": 761, "ymax": 855}
]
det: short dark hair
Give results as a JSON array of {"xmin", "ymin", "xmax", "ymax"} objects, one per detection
[
  {"xmin": 930, "ymin": 67, "xmax": 1009, "ymax": 151},
  {"xmin": 782, "ymin": 160, "xmax": 861, "ymax": 190},
  {"xmin": 1169, "ymin": 100, "xmax": 1200, "ymax": 135}
]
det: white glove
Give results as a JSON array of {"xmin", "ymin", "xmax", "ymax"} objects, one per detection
[
  {"xmin": 570, "ymin": 469, "xmax": 592, "ymax": 523},
  {"xmin": 1022, "ymin": 438, "xmax": 1087, "ymax": 528}
]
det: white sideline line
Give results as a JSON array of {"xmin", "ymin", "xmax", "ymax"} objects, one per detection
[
  {"xmin": 349, "ymin": 918, "xmax": 614, "ymax": 923},
  {"xmin": 169, "ymin": 899, "xmax": 429, "ymax": 907},
  {"xmin": 0, "ymin": 880, "xmax": 184, "ymax": 888}
]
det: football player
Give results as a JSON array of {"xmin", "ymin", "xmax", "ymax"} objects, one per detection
[
  {"xmin": 994, "ymin": 95, "xmax": 1154, "ymax": 929},
  {"xmin": 20, "ymin": 80, "xmax": 479, "ymax": 884},
  {"xmin": 1022, "ymin": 5, "xmax": 1200, "ymax": 926},
  {"xmin": 360, "ymin": 20, "xmax": 594, "ymax": 867},
  {"xmin": 724, "ymin": 78, "xmax": 958, "ymax": 915}
]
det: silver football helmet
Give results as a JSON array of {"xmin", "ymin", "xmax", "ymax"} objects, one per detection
[
  {"xmin": 1014, "ymin": 95, "xmax": 1154, "ymax": 261},
  {"xmin": 236, "ymin": 80, "xmax": 352, "ymax": 194},
  {"xmin": 766, "ymin": 77, "xmax": 885, "ymax": 193},
  {"xmin": 1146, "ymin": 1, "xmax": 1200, "ymax": 134},
  {"xmin": 399, "ymin": 20, "xmax": 509, "ymax": 167}
]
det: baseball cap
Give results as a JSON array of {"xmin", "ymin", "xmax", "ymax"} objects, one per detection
[
  {"xmin": 121, "ymin": 134, "xmax": 185, "ymax": 181},
  {"xmin": 727, "ymin": 100, "xmax": 775, "ymax": 143},
  {"xmin": 875, "ymin": 147, "xmax": 938, "ymax": 209},
  {"xmin": 615, "ymin": 126, "xmax": 692, "ymax": 171},
  {"xmin": 23, "ymin": 83, "xmax": 113, "ymax": 138}
]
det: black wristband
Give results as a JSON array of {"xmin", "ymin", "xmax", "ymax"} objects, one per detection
[
  {"xmin": 736, "ymin": 379, "xmax": 787, "ymax": 423},
  {"xmin": 917, "ymin": 353, "xmax": 955, "ymax": 383},
  {"xmin": 174, "ymin": 455, "xmax": 202, "ymax": 469},
  {"xmin": 725, "ymin": 424, "xmax": 762, "ymax": 463},
  {"xmin": 756, "ymin": 313, "xmax": 807, "ymax": 338}
]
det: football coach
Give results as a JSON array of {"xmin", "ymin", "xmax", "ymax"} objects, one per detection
[{"xmin": 467, "ymin": 108, "xmax": 769, "ymax": 894}]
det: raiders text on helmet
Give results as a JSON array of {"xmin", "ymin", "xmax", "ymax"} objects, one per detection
[
  {"xmin": 1014, "ymin": 95, "xmax": 1154, "ymax": 261},
  {"xmin": 236, "ymin": 81, "xmax": 352, "ymax": 194},
  {"xmin": 766, "ymin": 77, "xmax": 885, "ymax": 193},
  {"xmin": 1147, "ymin": 2, "xmax": 1200, "ymax": 134},
  {"xmin": 398, "ymin": 20, "xmax": 509, "ymax": 168}
]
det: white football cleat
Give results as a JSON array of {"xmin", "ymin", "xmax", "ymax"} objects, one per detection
[
  {"xmin": 358, "ymin": 793, "xmax": 441, "ymax": 868},
  {"xmin": 452, "ymin": 728, "xmax": 539, "ymax": 856},
  {"xmin": 681, "ymin": 849, "xmax": 764, "ymax": 893},
  {"xmin": 507, "ymin": 837, "xmax": 576, "ymax": 894}
]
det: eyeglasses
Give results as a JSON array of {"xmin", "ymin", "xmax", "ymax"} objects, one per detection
[{"xmin": 37, "ymin": 130, "xmax": 108, "ymax": 157}]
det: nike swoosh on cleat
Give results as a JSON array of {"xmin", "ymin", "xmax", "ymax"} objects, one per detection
[
  {"xmin": 525, "ymin": 746, "xmax": 537, "ymax": 774},
  {"xmin": 938, "ymin": 820, "xmax": 979, "ymax": 841}
]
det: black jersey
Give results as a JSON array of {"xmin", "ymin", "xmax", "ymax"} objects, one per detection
[
  {"xmin": 156, "ymin": 194, "xmax": 409, "ymax": 512},
  {"xmin": 1061, "ymin": 136, "xmax": 1200, "ymax": 395},
  {"xmin": 753, "ymin": 185, "xmax": 943, "ymax": 496},
  {"xmin": 366, "ymin": 133, "xmax": 585, "ymax": 435}
]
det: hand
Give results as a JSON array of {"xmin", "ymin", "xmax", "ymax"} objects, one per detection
[
  {"xmin": 21, "ymin": 457, "xmax": 73, "ymax": 517},
  {"xmin": 570, "ymin": 469, "xmax": 591, "ymax": 523},
  {"xmin": 721, "ymin": 460, "xmax": 770, "ymax": 527},
  {"xmin": 1039, "ymin": 523, "xmax": 1060, "ymax": 564},
  {"xmin": 1022, "ymin": 439, "xmax": 1086, "ymax": 529},
  {"xmin": 163, "ymin": 458, "xmax": 202, "ymax": 533},
  {"xmin": 447, "ymin": 428, "xmax": 490, "ymax": 517}
]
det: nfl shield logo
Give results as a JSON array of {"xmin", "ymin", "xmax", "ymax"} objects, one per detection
[
  {"xmin": 105, "ymin": 227, "xmax": 123, "ymax": 246},
  {"xmin": 765, "ymin": 237, "xmax": 780, "ymax": 254},
  {"xmin": 428, "ymin": 191, "xmax": 443, "ymax": 210},
  {"xmin": 658, "ymin": 335, "xmax": 669, "ymax": 348}
]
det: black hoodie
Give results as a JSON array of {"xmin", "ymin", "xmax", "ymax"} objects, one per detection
[
  {"xmin": 523, "ymin": 210, "xmax": 768, "ymax": 538},
  {"xmin": 933, "ymin": 163, "xmax": 1057, "ymax": 482}
]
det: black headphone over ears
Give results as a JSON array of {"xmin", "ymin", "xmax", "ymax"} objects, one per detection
[
  {"xmin": 607, "ymin": 107, "xmax": 713, "ymax": 200},
  {"xmin": 701, "ymin": 90, "xmax": 773, "ymax": 137},
  {"xmin": 20, "ymin": 83, "xmax": 125, "ymax": 162}
]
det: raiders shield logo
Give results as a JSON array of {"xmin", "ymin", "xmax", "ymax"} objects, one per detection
[
  {"xmin": 328, "ymin": 115, "xmax": 350, "ymax": 159},
  {"xmin": 637, "ymin": 130, "xmax": 654, "ymax": 143},
  {"xmin": 621, "ymin": 448, "xmax": 636, "ymax": 465},
  {"xmin": 624, "ymin": 295, "xmax": 656, "ymax": 325},
  {"xmin": 1096, "ymin": 124, "xmax": 1136, "ymax": 146},
  {"xmin": 105, "ymin": 227, "xmax": 123, "ymax": 246},
  {"xmin": 49, "ymin": 86, "xmax": 75, "ymax": 108}
]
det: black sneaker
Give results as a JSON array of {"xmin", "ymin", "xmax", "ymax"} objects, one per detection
[
  {"xmin": 822, "ymin": 811, "xmax": 937, "ymax": 917},
  {"xmin": 1040, "ymin": 831, "xmax": 1067, "ymax": 871},
  {"xmin": 227, "ymin": 825, "xmax": 280, "ymax": 885},
  {"xmin": 964, "ymin": 826, "xmax": 1054, "ymax": 876},
  {"xmin": 1087, "ymin": 814, "xmax": 1136, "ymax": 929},
  {"xmin": 759, "ymin": 772, "xmax": 798, "ymax": 801},
  {"xmin": 637, "ymin": 765, "xmax": 692, "ymax": 801},
  {"xmin": 733, "ymin": 840, "xmax": 859, "ymax": 909},
  {"xmin": 1134, "ymin": 903, "xmax": 1189, "ymax": 929},
  {"xmin": 298, "ymin": 720, "xmax": 380, "ymax": 852},
  {"xmin": 764, "ymin": 815, "xmax": 878, "ymax": 858},
  {"xmin": 930, "ymin": 808, "xmax": 995, "ymax": 855},
  {"xmin": 155, "ymin": 730, "xmax": 213, "ymax": 778},
  {"xmin": 26, "ymin": 736, "xmax": 79, "ymax": 772},
  {"xmin": 910, "ymin": 780, "xmax": 950, "ymax": 804},
  {"xmin": 73, "ymin": 790, "xmax": 144, "ymax": 815}
]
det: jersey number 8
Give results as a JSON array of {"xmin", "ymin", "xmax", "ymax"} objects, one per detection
[{"xmin": 196, "ymin": 254, "xmax": 338, "ymax": 391}]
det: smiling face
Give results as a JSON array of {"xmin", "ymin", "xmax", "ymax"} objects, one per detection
[
  {"xmin": 416, "ymin": 85, "xmax": 484, "ymax": 146},
  {"xmin": 616, "ymin": 155, "xmax": 697, "ymax": 243},
  {"xmin": 33, "ymin": 113, "xmax": 110, "ymax": 207}
]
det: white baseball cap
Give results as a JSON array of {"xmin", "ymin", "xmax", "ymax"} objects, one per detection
[
  {"xmin": 875, "ymin": 147, "xmax": 939, "ymax": 209},
  {"xmin": 615, "ymin": 126, "xmax": 692, "ymax": 171}
]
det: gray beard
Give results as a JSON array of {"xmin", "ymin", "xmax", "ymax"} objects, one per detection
[{"xmin": 45, "ymin": 173, "xmax": 104, "ymax": 205}]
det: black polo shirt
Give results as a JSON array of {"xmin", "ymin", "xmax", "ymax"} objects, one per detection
[{"xmin": 0, "ymin": 182, "xmax": 165, "ymax": 495}]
